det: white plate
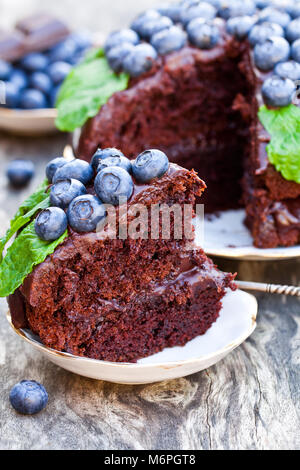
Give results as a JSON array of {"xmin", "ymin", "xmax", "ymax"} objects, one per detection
[
  {"xmin": 202, "ymin": 209, "xmax": 300, "ymax": 261},
  {"xmin": 0, "ymin": 108, "xmax": 58, "ymax": 135},
  {"xmin": 7, "ymin": 289, "xmax": 257, "ymax": 384}
]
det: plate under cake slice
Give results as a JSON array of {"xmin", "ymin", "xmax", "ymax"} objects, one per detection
[{"xmin": 6, "ymin": 149, "xmax": 235, "ymax": 363}]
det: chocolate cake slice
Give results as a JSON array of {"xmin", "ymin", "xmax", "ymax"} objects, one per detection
[
  {"xmin": 7, "ymin": 151, "xmax": 235, "ymax": 363},
  {"xmin": 70, "ymin": 4, "xmax": 300, "ymax": 249}
]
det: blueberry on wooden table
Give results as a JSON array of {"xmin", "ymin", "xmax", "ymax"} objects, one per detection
[
  {"xmin": 6, "ymin": 159, "xmax": 35, "ymax": 187},
  {"xmin": 10, "ymin": 380, "xmax": 48, "ymax": 415}
]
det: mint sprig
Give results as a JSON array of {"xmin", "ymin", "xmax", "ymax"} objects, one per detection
[
  {"xmin": 258, "ymin": 104, "xmax": 300, "ymax": 184},
  {"xmin": 0, "ymin": 220, "xmax": 68, "ymax": 297},
  {"xmin": 55, "ymin": 48, "xmax": 129, "ymax": 132},
  {"xmin": 0, "ymin": 179, "xmax": 50, "ymax": 261}
]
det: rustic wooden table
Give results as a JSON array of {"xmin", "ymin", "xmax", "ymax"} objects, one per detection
[{"xmin": 0, "ymin": 0, "xmax": 299, "ymax": 451}]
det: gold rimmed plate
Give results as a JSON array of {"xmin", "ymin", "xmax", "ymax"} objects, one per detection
[
  {"xmin": 201, "ymin": 209, "xmax": 300, "ymax": 261},
  {"xmin": 7, "ymin": 289, "xmax": 257, "ymax": 384},
  {"xmin": 0, "ymin": 107, "xmax": 58, "ymax": 135}
]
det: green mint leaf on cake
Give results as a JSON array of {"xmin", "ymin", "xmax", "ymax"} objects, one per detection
[
  {"xmin": 0, "ymin": 179, "xmax": 50, "ymax": 261},
  {"xmin": 0, "ymin": 220, "xmax": 68, "ymax": 297},
  {"xmin": 258, "ymin": 104, "xmax": 300, "ymax": 184},
  {"xmin": 55, "ymin": 48, "xmax": 129, "ymax": 132}
]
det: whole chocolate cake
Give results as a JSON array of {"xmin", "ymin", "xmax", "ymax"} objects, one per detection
[
  {"xmin": 69, "ymin": 1, "xmax": 300, "ymax": 249},
  {"xmin": 4, "ymin": 149, "xmax": 235, "ymax": 362}
]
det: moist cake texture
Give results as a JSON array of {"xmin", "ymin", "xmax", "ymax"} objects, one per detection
[{"xmin": 8, "ymin": 162, "xmax": 235, "ymax": 362}]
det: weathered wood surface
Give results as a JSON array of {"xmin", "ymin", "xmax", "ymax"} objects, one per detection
[{"xmin": 0, "ymin": 0, "xmax": 300, "ymax": 451}]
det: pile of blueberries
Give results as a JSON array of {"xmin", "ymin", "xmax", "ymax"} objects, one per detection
[
  {"xmin": 35, "ymin": 148, "xmax": 169, "ymax": 241},
  {"xmin": 104, "ymin": 0, "xmax": 300, "ymax": 107},
  {"xmin": 0, "ymin": 31, "xmax": 92, "ymax": 109}
]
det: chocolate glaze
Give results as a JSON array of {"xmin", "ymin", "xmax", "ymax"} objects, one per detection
[{"xmin": 9, "ymin": 163, "xmax": 235, "ymax": 362}]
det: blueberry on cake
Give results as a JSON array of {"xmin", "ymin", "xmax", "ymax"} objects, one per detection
[{"xmin": 56, "ymin": 0, "xmax": 300, "ymax": 248}]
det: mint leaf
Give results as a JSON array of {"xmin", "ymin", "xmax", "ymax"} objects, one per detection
[
  {"xmin": 0, "ymin": 179, "xmax": 50, "ymax": 261},
  {"xmin": 0, "ymin": 220, "xmax": 68, "ymax": 297},
  {"xmin": 55, "ymin": 48, "xmax": 129, "ymax": 132},
  {"xmin": 258, "ymin": 104, "xmax": 300, "ymax": 184}
]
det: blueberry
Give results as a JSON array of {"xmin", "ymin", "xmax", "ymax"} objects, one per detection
[
  {"xmin": 35, "ymin": 207, "xmax": 67, "ymax": 241},
  {"xmin": 286, "ymin": 18, "xmax": 300, "ymax": 43},
  {"xmin": 258, "ymin": 7, "xmax": 291, "ymax": 28},
  {"xmin": 53, "ymin": 159, "xmax": 93, "ymax": 185},
  {"xmin": 91, "ymin": 148, "xmax": 125, "ymax": 171},
  {"xmin": 0, "ymin": 59, "xmax": 12, "ymax": 80},
  {"xmin": 132, "ymin": 149, "xmax": 169, "ymax": 183},
  {"xmin": 6, "ymin": 159, "xmax": 35, "ymax": 187},
  {"xmin": 19, "ymin": 88, "xmax": 48, "ymax": 109},
  {"xmin": 227, "ymin": 16, "xmax": 256, "ymax": 39},
  {"xmin": 69, "ymin": 31, "xmax": 92, "ymax": 51},
  {"xmin": 9, "ymin": 380, "xmax": 48, "ymax": 415},
  {"xmin": 2, "ymin": 82, "xmax": 20, "ymax": 108},
  {"xmin": 106, "ymin": 43, "xmax": 135, "ymax": 73},
  {"xmin": 261, "ymin": 75, "xmax": 295, "ymax": 107},
  {"xmin": 94, "ymin": 167, "xmax": 134, "ymax": 205},
  {"xmin": 187, "ymin": 19, "xmax": 220, "ymax": 49},
  {"xmin": 274, "ymin": 60, "xmax": 300, "ymax": 80},
  {"xmin": 248, "ymin": 22, "xmax": 284, "ymax": 46},
  {"xmin": 156, "ymin": 3, "xmax": 183, "ymax": 22},
  {"xmin": 254, "ymin": 36, "xmax": 290, "ymax": 71},
  {"xmin": 139, "ymin": 16, "xmax": 173, "ymax": 40},
  {"xmin": 50, "ymin": 85, "xmax": 61, "ymax": 107},
  {"xmin": 151, "ymin": 26, "xmax": 187, "ymax": 55},
  {"xmin": 104, "ymin": 29, "xmax": 139, "ymax": 54},
  {"xmin": 49, "ymin": 38, "xmax": 77, "ymax": 63},
  {"xmin": 46, "ymin": 156, "xmax": 68, "ymax": 182},
  {"xmin": 97, "ymin": 155, "xmax": 132, "ymax": 174},
  {"xmin": 180, "ymin": 2, "xmax": 217, "ymax": 26},
  {"xmin": 30, "ymin": 72, "xmax": 52, "ymax": 95},
  {"xmin": 123, "ymin": 44, "xmax": 158, "ymax": 77},
  {"xmin": 48, "ymin": 61, "xmax": 72, "ymax": 85},
  {"xmin": 20, "ymin": 53, "xmax": 49, "ymax": 72},
  {"xmin": 218, "ymin": 0, "xmax": 256, "ymax": 19},
  {"xmin": 289, "ymin": 3, "xmax": 300, "ymax": 18},
  {"xmin": 67, "ymin": 194, "xmax": 106, "ymax": 232},
  {"xmin": 291, "ymin": 38, "xmax": 300, "ymax": 62},
  {"xmin": 254, "ymin": 0, "xmax": 271, "ymax": 8},
  {"xmin": 131, "ymin": 9, "xmax": 161, "ymax": 35},
  {"xmin": 9, "ymin": 69, "xmax": 28, "ymax": 90},
  {"xmin": 50, "ymin": 178, "xmax": 86, "ymax": 209}
]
